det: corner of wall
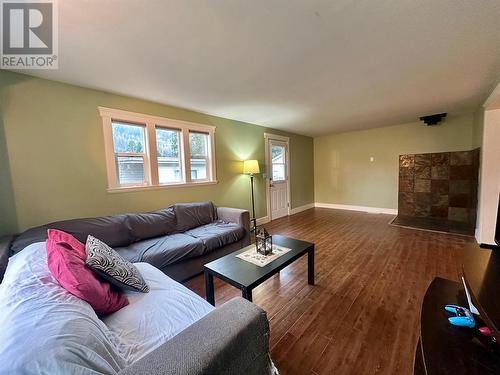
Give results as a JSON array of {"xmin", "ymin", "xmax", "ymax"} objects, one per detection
[{"xmin": 472, "ymin": 108, "xmax": 485, "ymax": 149}]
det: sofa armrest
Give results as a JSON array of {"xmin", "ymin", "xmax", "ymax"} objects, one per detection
[
  {"xmin": 118, "ymin": 297, "xmax": 274, "ymax": 375},
  {"xmin": 0, "ymin": 235, "xmax": 14, "ymax": 284},
  {"xmin": 217, "ymin": 207, "xmax": 250, "ymax": 230},
  {"xmin": 217, "ymin": 207, "xmax": 251, "ymax": 247}
]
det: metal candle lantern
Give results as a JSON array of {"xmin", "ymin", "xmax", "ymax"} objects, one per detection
[{"xmin": 256, "ymin": 227, "xmax": 273, "ymax": 255}]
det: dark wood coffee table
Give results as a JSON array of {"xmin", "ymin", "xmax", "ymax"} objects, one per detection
[{"xmin": 203, "ymin": 235, "xmax": 314, "ymax": 305}]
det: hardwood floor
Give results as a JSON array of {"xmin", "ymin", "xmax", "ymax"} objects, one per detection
[{"xmin": 185, "ymin": 208, "xmax": 473, "ymax": 375}]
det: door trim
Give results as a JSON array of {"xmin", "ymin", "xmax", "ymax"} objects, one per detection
[{"xmin": 264, "ymin": 133, "xmax": 291, "ymax": 221}]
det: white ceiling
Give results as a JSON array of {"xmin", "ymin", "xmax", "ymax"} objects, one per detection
[{"xmin": 20, "ymin": 0, "xmax": 500, "ymax": 136}]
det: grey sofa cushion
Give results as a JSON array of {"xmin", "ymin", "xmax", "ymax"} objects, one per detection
[
  {"xmin": 174, "ymin": 202, "xmax": 217, "ymax": 232},
  {"xmin": 185, "ymin": 221, "xmax": 245, "ymax": 252},
  {"xmin": 10, "ymin": 215, "xmax": 133, "ymax": 254},
  {"xmin": 126, "ymin": 207, "xmax": 177, "ymax": 242},
  {"xmin": 116, "ymin": 233, "xmax": 205, "ymax": 270}
]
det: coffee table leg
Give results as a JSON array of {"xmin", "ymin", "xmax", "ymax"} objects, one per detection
[
  {"xmin": 242, "ymin": 287, "xmax": 253, "ymax": 302},
  {"xmin": 205, "ymin": 271, "xmax": 215, "ymax": 306},
  {"xmin": 308, "ymin": 247, "xmax": 315, "ymax": 285}
]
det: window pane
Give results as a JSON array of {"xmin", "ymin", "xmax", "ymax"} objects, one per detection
[
  {"xmin": 112, "ymin": 122, "xmax": 145, "ymax": 153},
  {"xmin": 190, "ymin": 159, "xmax": 207, "ymax": 180},
  {"xmin": 271, "ymin": 145, "xmax": 285, "ymax": 163},
  {"xmin": 272, "ymin": 164, "xmax": 285, "ymax": 181},
  {"xmin": 156, "ymin": 128, "xmax": 182, "ymax": 184},
  {"xmin": 271, "ymin": 145, "xmax": 286, "ymax": 181},
  {"xmin": 189, "ymin": 132, "xmax": 208, "ymax": 157},
  {"xmin": 115, "ymin": 156, "xmax": 144, "ymax": 185},
  {"xmin": 189, "ymin": 132, "xmax": 209, "ymax": 180}
]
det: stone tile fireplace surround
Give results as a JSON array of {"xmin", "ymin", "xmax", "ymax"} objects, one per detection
[{"xmin": 394, "ymin": 149, "xmax": 480, "ymax": 235}]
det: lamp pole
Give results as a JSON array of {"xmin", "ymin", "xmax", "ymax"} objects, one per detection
[
  {"xmin": 250, "ymin": 173, "xmax": 257, "ymax": 231},
  {"xmin": 243, "ymin": 160, "xmax": 259, "ymax": 232}
]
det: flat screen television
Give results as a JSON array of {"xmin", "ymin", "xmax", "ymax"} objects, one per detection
[{"xmin": 496, "ymin": 194, "xmax": 500, "ymax": 246}]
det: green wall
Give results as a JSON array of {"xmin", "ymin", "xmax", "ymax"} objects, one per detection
[
  {"xmin": 0, "ymin": 107, "xmax": 17, "ymax": 235},
  {"xmin": 314, "ymin": 113, "xmax": 477, "ymax": 209},
  {"xmin": 472, "ymin": 108, "xmax": 485, "ymax": 148},
  {"xmin": 0, "ymin": 71, "xmax": 314, "ymax": 235}
]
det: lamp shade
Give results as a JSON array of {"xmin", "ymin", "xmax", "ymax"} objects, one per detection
[{"xmin": 243, "ymin": 160, "xmax": 260, "ymax": 174}]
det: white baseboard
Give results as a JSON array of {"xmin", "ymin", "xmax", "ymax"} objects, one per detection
[
  {"xmin": 315, "ymin": 202, "xmax": 398, "ymax": 215},
  {"xmin": 256, "ymin": 216, "xmax": 270, "ymax": 226},
  {"xmin": 258, "ymin": 202, "xmax": 394, "ymax": 225},
  {"xmin": 256, "ymin": 204, "xmax": 314, "ymax": 226},
  {"xmin": 290, "ymin": 203, "xmax": 315, "ymax": 215}
]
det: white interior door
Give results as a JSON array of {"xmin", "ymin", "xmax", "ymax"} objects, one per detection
[{"xmin": 268, "ymin": 139, "xmax": 289, "ymax": 220}]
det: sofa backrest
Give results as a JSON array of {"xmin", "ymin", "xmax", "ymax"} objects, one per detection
[
  {"xmin": 9, "ymin": 202, "xmax": 218, "ymax": 255},
  {"xmin": 10, "ymin": 215, "xmax": 134, "ymax": 255},
  {"xmin": 174, "ymin": 202, "xmax": 217, "ymax": 232},
  {"xmin": 126, "ymin": 207, "xmax": 177, "ymax": 242}
]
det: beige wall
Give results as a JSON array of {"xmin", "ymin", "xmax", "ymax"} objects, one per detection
[
  {"xmin": 314, "ymin": 113, "xmax": 477, "ymax": 209},
  {"xmin": 476, "ymin": 108, "xmax": 500, "ymax": 244},
  {"xmin": 0, "ymin": 71, "xmax": 314, "ymax": 235},
  {"xmin": 472, "ymin": 109, "xmax": 485, "ymax": 148}
]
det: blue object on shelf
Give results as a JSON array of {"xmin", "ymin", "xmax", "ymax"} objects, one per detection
[{"xmin": 444, "ymin": 304, "xmax": 475, "ymax": 328}]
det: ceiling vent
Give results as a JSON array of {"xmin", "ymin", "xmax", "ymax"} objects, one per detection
[{"xmin": 420, "ymin": 113, "xmax": 447, "ymax": 126}]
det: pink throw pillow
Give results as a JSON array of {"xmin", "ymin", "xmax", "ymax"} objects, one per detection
[{"xmin": 46, "ymin": 229, "xmax": 128, "ymax": 314}]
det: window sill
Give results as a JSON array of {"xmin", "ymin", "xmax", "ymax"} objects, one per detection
[{"xmin": 107, "ymin": 180, "xmax": 218, "ymax": 193}]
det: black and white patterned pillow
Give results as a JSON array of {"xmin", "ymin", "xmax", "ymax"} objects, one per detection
[{"xmin": 85, "ymin": 235, "xmax": 149, "ymax": 293}]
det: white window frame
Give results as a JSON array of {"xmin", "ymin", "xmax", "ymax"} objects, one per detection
[
  {"xmin": 188, "ymin": 130, "xmax": 213, "ymax": 182},
  {"xmin": 99, "ymin": 107, "xmax": 217, "ymax": 192}
]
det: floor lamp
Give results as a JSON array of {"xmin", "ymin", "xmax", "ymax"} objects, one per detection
[{"xmin": 243, "ymin": 160, "xmax": 260, "ymax": 232}]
